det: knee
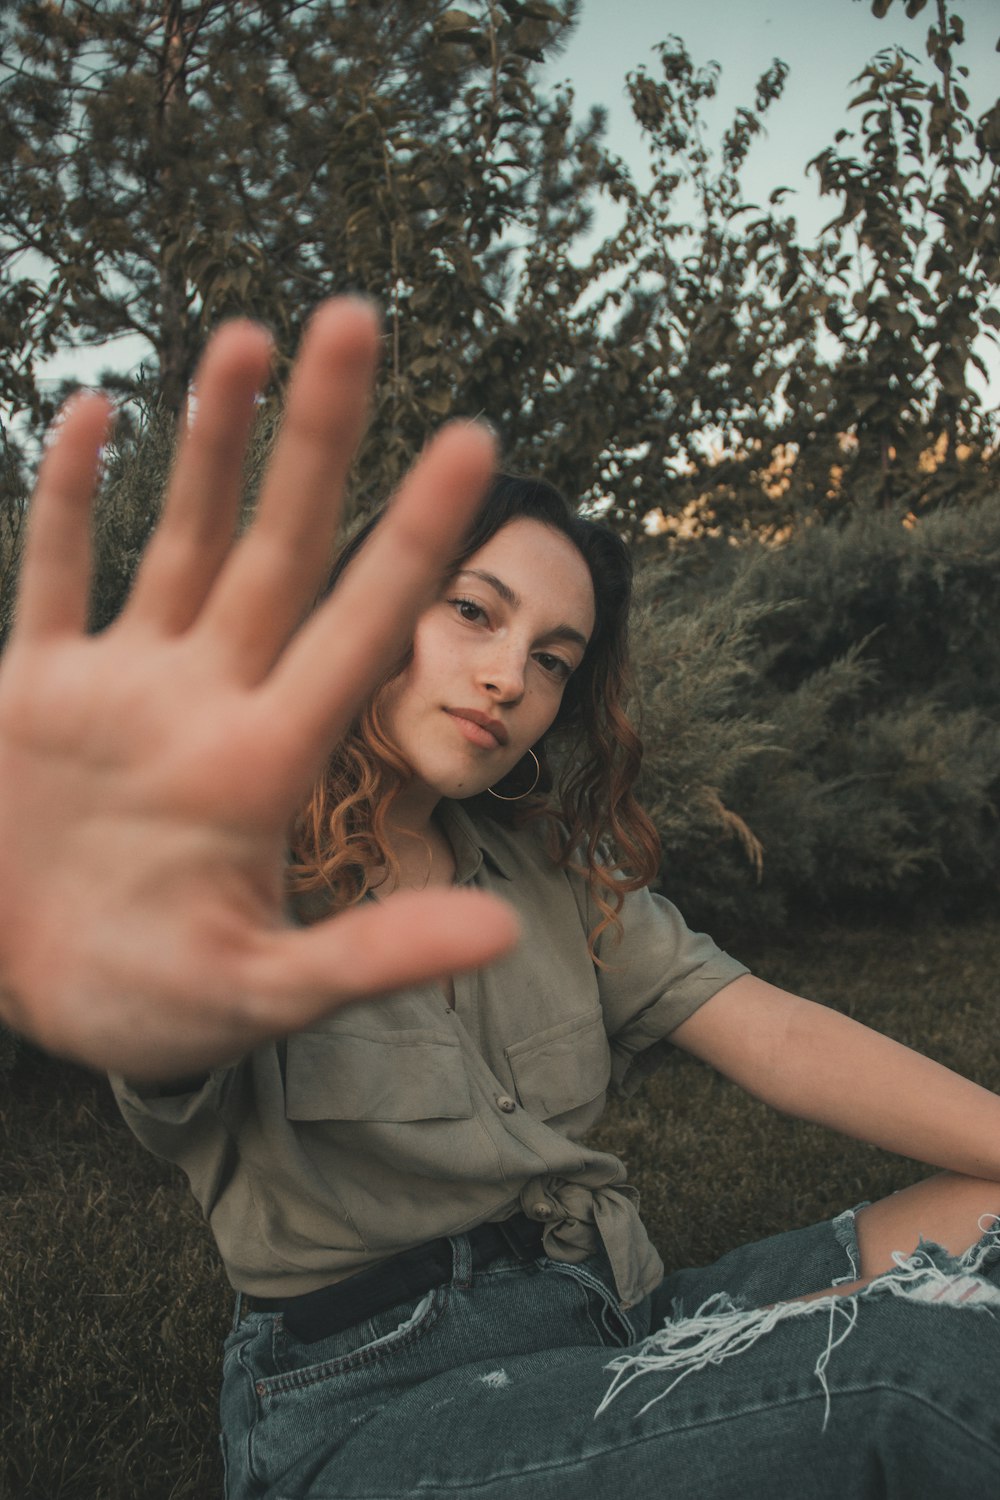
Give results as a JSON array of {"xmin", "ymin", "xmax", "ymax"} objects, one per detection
[{"xmin": 856, "ymin": 1172, "xmax": 1000, "ymax": 1279}]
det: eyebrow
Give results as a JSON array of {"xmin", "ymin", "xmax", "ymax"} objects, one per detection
[{"xmin": 457, "ymin": 568, "xmax": 591, "ymax": 652}]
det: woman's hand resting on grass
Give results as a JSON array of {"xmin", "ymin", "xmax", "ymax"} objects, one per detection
[{"xmin": 0, "ymin": 299, "xmax": 518, "ymax": 1079}]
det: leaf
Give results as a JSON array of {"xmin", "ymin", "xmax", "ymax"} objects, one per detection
[
  {"xmin": 871, "ymin": 0, "xmax": 893, "ymax": 17},
  {"xmin": 521, "ymin": 1, "xmax": 564, "ymax": 19},
  {"xmin": 437, "ymin": 9, "xmax": 477, "ymax": 33},
  {"xmin": 422, "ymin": 387, "xmax": 453, "ymax": 415}
]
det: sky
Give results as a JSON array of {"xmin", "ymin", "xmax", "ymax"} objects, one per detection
[
  {"xmin": 34, "ymin": 0, "xmax": 1000, "ymax": 402},
  {"xmin": 548, "ymin": 0, "xmax": 999, "ymax": 233},
  {"xmin": 542, "ymin": 0, "xmax": 1000, "ymax": 400}
]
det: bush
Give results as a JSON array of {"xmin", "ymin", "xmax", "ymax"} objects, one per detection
[{"xmin": 633, "ymin": 499, "xmax": 1000, "ymax": 940}]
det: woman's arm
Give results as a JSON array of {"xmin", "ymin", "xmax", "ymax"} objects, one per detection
[
  {"xmin": 670, "ymin": 974, "xmax": 1000, "ymax": 1182},
  {"xmin": 0, "ymin": 300, "xmax": 517, "ymax": 1080}
]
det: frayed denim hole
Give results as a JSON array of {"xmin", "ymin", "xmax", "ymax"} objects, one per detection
[
  {"xmin": 596, "ymin": 1211, "xmax": 1000, "ymax": 1435},
  {"xmin": 831, "ymin": 1202, "xmax": 868, "ymax": 1285},
  {"xmin": 595, "ymin": 1290, "xmax": 858, "ymax": 1431},
  {"xmin": 860, "ymin": 1233, "xmax": 1000, "ymax": 1313},
  {"xmin": 961, "ymin": 1213, "xmax": 1000, "ymax": 1278}
]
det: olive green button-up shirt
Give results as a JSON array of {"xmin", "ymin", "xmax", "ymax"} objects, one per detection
[{"xmin": 113, "ymin": 803, "xmax": 747, "ymax": 1309}]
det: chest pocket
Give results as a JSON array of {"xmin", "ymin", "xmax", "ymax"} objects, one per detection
[
  {"xmin": 284, "ymin": 1027, "xmax": 474, "ymax": 1123},
  {"xmin": 504, "ymin": 1010, "xmax": 611, "ymax": 1121}
]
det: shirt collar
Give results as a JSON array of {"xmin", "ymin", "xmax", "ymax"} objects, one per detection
[{"xmin": 437, "ymin": 801, "xmax": 516, "ymax": 884}]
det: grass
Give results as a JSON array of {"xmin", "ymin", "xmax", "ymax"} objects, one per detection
[
  {"xmin": 2, "ymin": 916, "xmax": 998, "ymax": 1499},
  {"xmin": 0, "ymin": 1055, "xmax": 229, "ymax": 1500}
]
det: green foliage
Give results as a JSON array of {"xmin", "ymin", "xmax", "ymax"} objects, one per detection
[
  {"xmin": 802, "ymin": 0, "xmax": 1000, "ymax": 513},
  {"xmin": 1, "ymin": 1, "xmax": 996, "ymax": 536},
  {"xmin": 634, "ymin": 499, "xmax": 1000, "ymax": 941},
  {"xmin": 0, "ymin": 0, "xmax": 603, "ymax": 511},
  {"xmin": 85, "ymin": 418, "xmax": 174, "ymax": 632},
  {"xmin": 0, "ymin": 433, "xmax": 26, "ymax": 645}
]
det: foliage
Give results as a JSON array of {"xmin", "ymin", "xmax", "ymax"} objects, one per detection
[
  {"xmin": 634, "ymin": 498, "xmax": 1000, "ymax": 940},
  {"xmin": 1, "ymin": 0, "xmax": 997, "ymax": 535},
  {"xmin": 801, "ymin": 0, "xmax": 1000, "ymax": 512},
  {"xmin": 0, "ymin": 0, "xmax": 604, "ymax": 505}
]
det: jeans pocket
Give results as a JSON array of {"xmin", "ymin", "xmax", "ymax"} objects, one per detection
[{"xmin": 263, "ymin": 1284, "xmax": 447, "ymax": 1394}]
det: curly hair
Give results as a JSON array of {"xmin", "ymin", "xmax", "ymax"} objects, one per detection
[{"xmin": 287, "ymin": 474, "xmax": 660, "ymax": 951}]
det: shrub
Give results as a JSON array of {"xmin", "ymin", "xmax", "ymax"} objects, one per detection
[{"xmin": 633, "ymin": 499, "xmax": 1000, "ymax": 939}]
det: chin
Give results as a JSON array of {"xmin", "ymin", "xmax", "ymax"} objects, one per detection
[{"xmin": 439, "ymin": 778, "xmax": 492, "ymax": 802}]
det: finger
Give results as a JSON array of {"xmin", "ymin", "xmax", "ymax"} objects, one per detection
[
  {"xmin": 13, "ymin": 393, "xmax": 113, "ymax": 641},
  {"xmin": 200, "ymin": 298, "xmax": 380, "ymax": 680},
  {"xmin": 259, "ymin": 419, "xmax": 496, "ymax": 788},
  {"xmin": 242, "ymin": 888, "xmax": 519, "ymax": 1026},
  {"xmin": 124, "ymin": 321, "xmax": 274, "ymax": 634}
]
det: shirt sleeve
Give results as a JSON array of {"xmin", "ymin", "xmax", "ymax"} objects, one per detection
[
  {"xmin": 584, "ymin": 881, "xmax": 749, "ymax": 1097},
  {"xmin": 110, "ymin": 1067, "xmax": 242, "ymax": 1219}
]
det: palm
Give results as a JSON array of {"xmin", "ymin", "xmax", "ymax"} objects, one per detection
[{"xmin": 0, "ymin": 302, "xmax": 517, "ymax": 1078}]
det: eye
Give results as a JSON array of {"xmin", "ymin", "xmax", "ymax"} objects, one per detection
[
  {"xmin": 448, "ymin": 596, "xmax": 488, "ymax": 625},
  {"xmin": 534, "ymin": 651, "xmax": 572, "ymax": 681}
]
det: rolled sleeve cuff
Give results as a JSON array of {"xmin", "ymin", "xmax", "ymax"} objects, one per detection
[{"xmin": 610, "ymin": 955, "xmax": 749, "ymax": 1096}]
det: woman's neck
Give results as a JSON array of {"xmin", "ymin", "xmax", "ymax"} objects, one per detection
[{"xmin": 380, "ymin": 788, "xmax": 456, "ymax": 893}]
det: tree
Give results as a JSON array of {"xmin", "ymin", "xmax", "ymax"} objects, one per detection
[
  {"xmin": 0, "ymin": 0, "xmax": 603, "ymax": 503},
  {"xmin": 1, "ymin": 0, "xmax": 997, "ymax": 540},
  {"xmin": 535, "ymin": 0, "xmax": 1000, "ymax": 539},
  {"xmin": 801, "ymin": 0, "xmax": 1000, "ymax": 512}
]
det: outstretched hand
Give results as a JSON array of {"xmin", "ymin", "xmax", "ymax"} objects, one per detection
[{"xmin": 0, "ymin": 300, "xmax": 518, "ymax": 1079}]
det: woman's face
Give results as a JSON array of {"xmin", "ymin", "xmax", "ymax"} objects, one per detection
[{"xmin": 380, "ymin": 517, "xmax": 596, "ymax": 808}]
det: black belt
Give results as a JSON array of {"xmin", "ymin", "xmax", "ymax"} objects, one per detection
[{"xmin": 241, "ymin": 1212, "xmax": 545, "ymax": 1344}]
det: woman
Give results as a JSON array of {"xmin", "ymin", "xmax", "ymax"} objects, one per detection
[{"xmin": 4, "ymin": 302, "xmax": 1000, "ymax": 1497}]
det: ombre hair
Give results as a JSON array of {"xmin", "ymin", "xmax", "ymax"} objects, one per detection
[{"xmin": 287, "ymin": 474, "xmax": 660, "ymax": 950}]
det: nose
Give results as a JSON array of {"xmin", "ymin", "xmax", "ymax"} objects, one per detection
[{"xmin": 479, "ymin": 640, "xmax": 525, "ymax": 703}]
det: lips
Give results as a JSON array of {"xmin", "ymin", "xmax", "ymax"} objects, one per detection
[{"xmin": 444, "ymin": 708, "xmax": 509, "ymax": 747}]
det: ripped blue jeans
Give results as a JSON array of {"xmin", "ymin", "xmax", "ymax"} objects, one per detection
[{"xmin": 220, "ymin": 1208, "xmax": 1000, "ymax": 1499}]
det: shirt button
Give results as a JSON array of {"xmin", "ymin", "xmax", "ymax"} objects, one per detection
[
  {"xmin": 532, "ymin": 1202, "xmax": 553, "ymax": 1219},
  {"xmin": 496, "ymin": 1094, "xmax": 517, "ymax": 1113}
]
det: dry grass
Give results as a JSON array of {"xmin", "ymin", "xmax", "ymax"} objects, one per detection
[
  {"xmin": 0, "ymin": 1052, "xmax": 230, "ymax": 1500},
  {"xmin": 2, "ymin": 917, "xmax": 998, "ymax": 1498}
]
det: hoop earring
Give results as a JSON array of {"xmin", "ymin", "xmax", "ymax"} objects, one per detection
[{"xmin": 487, "ymin": 748, "xmax": 541, "ymax": 802}]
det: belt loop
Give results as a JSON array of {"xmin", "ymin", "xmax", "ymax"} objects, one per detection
[
  {"xmin": 450, "ymin": 1233, "xmax": 473, "ymax": 1290},
  {"xmin": 232, "ymin": 1292, "xmax": 246, "ymax": 1332}
]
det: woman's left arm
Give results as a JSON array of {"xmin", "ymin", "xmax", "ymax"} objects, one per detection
[{"xmin": 670, "ymin": 974, "xmax": 1000, "ymax": 1182}]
